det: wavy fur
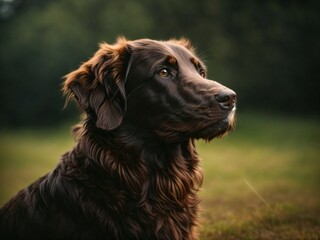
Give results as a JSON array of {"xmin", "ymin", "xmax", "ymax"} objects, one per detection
[{"xmin": 0, "ymin": 38, "xmax": 236, "ymax": 240}]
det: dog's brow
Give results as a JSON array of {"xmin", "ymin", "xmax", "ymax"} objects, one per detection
[
  {"xmin": 190, "ymin": 57, "xmax": 203, "ymax": 70},
  {"xmin": 167, "ymin": 55, "xmax": 177, "ymax": 65},
  {"xmin": 190, "ymin": 57, "xmax": 198, "ymax": 66}
]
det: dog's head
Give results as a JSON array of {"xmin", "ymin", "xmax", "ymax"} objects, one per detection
[{"xmin": 63, "ymin": 37, "xmax": 236, "ymax": 141}]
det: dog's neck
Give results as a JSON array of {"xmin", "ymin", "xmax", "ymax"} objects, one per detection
[
  {"xmin": 77, "ymin": 122, "xmax": 198, "ymax": 165},
  {"xmin": 75, "ymin": 120, "xmax": 191, "ymax": 154},
  {"xmin": 69, "ymin": 120, "xmax": 203, "ymax": 207}
]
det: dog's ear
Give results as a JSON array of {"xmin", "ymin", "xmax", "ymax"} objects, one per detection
[{"xmin": 63, "ymin": 38, "xmax": 130, "ymax": 131}]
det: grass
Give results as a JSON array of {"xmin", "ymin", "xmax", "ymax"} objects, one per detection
[
  {"xmin": 0, "ymin": 112, "xmax": 319, "ymax": 239},
  {"xmin": 197, "ymin": 112, "xmax": 320, "ymax": 239}
]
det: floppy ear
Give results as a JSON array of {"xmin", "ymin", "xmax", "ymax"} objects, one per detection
[{"xmin": 63, "ymin": 38, "xmax": 130, "ymax": 130}]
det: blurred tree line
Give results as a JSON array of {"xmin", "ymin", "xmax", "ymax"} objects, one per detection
[{"xmin": 0, "ymin": 0, "xmax": 319, "ymax": 126}]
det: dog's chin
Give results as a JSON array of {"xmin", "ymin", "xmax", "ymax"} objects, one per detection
[{"xmin": 194, "ymin": 110, "xmax": 236, "ymax": 141}]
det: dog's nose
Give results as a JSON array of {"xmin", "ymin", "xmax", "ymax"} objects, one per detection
[{"xmin": 215, "ymin": 89, "xmax": 236, "ymax": 110}]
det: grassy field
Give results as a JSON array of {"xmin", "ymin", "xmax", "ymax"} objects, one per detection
[{"xmin": 0, "ymin": 113, "xmax": 319, "ymax": 239}]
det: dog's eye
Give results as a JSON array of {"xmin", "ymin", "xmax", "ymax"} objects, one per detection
[
  {"xmin": 200, "ymin": 70, "xmax": 206, "ymax": 78},
  {"xmin": 158, "ymin": 68, "xmax": 170, "ymax": 78}
]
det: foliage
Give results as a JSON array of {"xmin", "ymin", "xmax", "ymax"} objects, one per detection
[{"xmin": 0, "ymin": 0, "xmax": 319, "ymax": 126}]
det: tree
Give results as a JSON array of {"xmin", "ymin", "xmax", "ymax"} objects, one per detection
[{"xmin": 1, "ymin": 0, "xmax": 319, "ymax": 126}]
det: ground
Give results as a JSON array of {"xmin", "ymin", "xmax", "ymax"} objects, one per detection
[{"xmin": 0, "ymin": 112, "xmax": 319, "ymax": 239}]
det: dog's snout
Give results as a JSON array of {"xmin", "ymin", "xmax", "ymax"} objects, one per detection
[{"xmin": 215, "ymin": 89, "xmax": 236, "ymax": 110}]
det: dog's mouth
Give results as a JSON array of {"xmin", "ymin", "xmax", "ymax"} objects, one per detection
[
  {"xmin": 194, "ymin": 108, "xmax": 236, "ymax": 141},
  {"xmin": 155, "ymin": 107, "xmax": 236, "ymax": 142}
]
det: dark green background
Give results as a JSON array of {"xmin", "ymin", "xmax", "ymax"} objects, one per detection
[{"xmin": 1, "ymin": 0, "xmax": 319, "ymax": 126}]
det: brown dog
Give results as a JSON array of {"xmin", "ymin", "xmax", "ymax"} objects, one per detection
[{"xmin": 0, "ymin": 38, "xmax": 236, "ymax": 240}]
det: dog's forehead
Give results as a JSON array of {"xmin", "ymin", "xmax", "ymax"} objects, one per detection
[
  {"xmin": 164, "ymin": 42, "xmax": 205, "ymax": 69},
  {"xmin": 131, "ymin": 39, "xmax": 195, "ymax": 59},
  {"xmin": 166, "ymin": 43, "xmax": 194, "ymax": 60},
  {"xmin": 129, "ymin": 39, "xmax": 205, "ymax": 71}
]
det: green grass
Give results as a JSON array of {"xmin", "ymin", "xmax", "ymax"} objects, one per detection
[
  {"xmin": 197, "ymin": 112, "xmax": 320, "ymax": 239},
  {"xmin": 0, "ymin": 113, "xmax": 319, "ymax": 239},
  {"xmin": 0, "ymin": 125, "xmax": 75, "ymax": 202}
]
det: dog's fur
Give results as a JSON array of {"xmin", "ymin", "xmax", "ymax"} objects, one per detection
[{"xmin": 0, "ymin": 38, "xmax": 236, "ymax": 240}]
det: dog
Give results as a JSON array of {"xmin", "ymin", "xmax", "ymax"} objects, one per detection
[{"xmin": 0, "ymin": 38, "xmax": 236, "ymax": 240}]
